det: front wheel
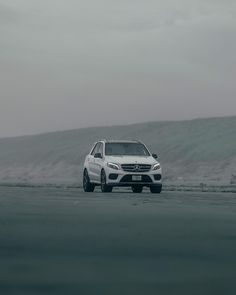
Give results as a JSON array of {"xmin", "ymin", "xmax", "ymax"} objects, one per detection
[
  {"xmin": 131, "ymin": 185, "xmax": 143, "ymax": 193},
  {"xmin": 101, "ymin": 170, "xmax": 113, "ymax": 193},
  {"xmin": 150, "ymin": 185, "xmax": 162, "ymax": 194},
  {"xmin": 83, "ymin": 169, "xmax": 95, "ymax": 192}
]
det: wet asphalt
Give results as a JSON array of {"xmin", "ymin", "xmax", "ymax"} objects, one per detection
[{"xmin": 0, "ymin": 187, "xmax": 236, "ymax": 295}]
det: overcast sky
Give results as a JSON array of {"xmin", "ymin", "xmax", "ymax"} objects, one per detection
[{"xmin": 1, "ymin": 0, "xmax": 236, "ymax": 137}]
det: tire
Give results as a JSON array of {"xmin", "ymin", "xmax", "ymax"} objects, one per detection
[
  {"xmin": 83, "ymin": 169, "xmax": 95, "ymax": 192},
  {"xmin": 101, "ymin": 170, "xmax": 113, "ymax": 193},
  {"xmin": 150, "ymin": 185, "xmax": 162, "ymax": 194},
  {"xmin": 131, "ymin": 185, "xmax": 143, "ymax": 193}
]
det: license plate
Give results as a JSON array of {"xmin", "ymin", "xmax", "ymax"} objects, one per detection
[{"xmin": 132, "ymin": 175, "xmax": 142, "ymax": 181}]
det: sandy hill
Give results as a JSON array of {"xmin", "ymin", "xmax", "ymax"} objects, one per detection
[{"xmin": 0, "ymin": 116, "xmax": 236, "ymax": 186}]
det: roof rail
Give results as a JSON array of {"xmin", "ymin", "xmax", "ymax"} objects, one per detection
[
  {"xmin": 97, "ymin": 139, "xmax": 145, "ymax": 143},
  {"xmin": 103, "ymin": 139, "xmax": 140, "ymax": 143}
]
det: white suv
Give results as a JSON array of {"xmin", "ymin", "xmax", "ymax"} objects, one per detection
[{"xmin": 83, "ymin": 140, "xmax": 162, "ymax": 193}]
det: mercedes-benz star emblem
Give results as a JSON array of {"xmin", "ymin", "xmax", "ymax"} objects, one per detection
[{"xmin": 134, "ymin": 165, "xmax": 140, "ymax": 171}]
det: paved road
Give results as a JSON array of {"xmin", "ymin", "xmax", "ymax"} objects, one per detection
[{"xmin": 0, "ymin": 187, "xmax": 236, "ymax": 295}]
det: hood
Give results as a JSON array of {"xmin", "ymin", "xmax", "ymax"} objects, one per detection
[{"xmin": 105, "ymin": 155, "xmax": 158, "ymax": 165}]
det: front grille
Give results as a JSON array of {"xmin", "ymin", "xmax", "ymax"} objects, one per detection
[
  {"xmin": 120, "ymin": 175, "xmax": 152, "ymax": 183},
  {"xmin": 121, "ymin": 164, "xmax": 151, "ymax": 172}
]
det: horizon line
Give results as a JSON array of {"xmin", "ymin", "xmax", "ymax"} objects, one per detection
[{"xmin": 1, "ymin": 114, "xmax": 235, "ymax": 140}]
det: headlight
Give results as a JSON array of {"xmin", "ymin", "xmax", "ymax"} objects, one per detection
[
  {"xmin": 107, "ymin": 162, "xmax": 120, "ymax": 170},
  {"xmin": 152, "ymin": 163, "xmax": 161, "ymax": 170}
]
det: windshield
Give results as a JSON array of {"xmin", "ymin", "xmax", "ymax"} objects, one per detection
[{"xmin": 105, "ymin": 142, "xmax": 150, "ymax": 156}]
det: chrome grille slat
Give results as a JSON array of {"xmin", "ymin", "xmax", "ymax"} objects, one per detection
[{"xmin": 121, "ymin": 164, "xmax": 151, "ymax": 172}]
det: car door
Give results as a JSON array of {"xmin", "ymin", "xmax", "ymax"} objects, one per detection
[
  {"xmin": 88, "ymin": 143, "xmax": 99, "ymax": 181},
  {"xmin": 93, "ymin": 142, "xmax": 104, "ymax": 182}
]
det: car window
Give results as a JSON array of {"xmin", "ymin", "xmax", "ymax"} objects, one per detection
[
  {"xmin": 91, "ymin": 142, "xmax": 103, "ymax": 156},
  {"xmin": 98, "ymin": 142, "xmax": 103, "ymax": 157},
  {"xmin": 91, "ymin": 143, "xmax": 99, "ymax": 155},
  {"xmin": 105, "ymin": 143, "xmax": 150, "ymax": 156}
]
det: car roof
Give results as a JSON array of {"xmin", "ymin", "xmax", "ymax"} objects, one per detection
[{"xmin": 99, "ymin": 139, "xmax": 141, "ymax": 144}]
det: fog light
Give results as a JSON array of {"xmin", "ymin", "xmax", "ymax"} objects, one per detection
[
  {"xmin": 154, "ymin": 174, "xmax": 162, "ymax": 181},
  {"xmin": 109, "ymin": 174, "xmax": 118, "ymax": 180}
]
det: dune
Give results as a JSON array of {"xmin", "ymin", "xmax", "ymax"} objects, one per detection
[{"xmin": 0, "ymin": 116, "xmax": 236, "ymax": 186}]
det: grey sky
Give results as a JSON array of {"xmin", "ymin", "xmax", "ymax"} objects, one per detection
[{"xmin": 1, "ymin": 0, "xmax": 236, "ymax": 137}]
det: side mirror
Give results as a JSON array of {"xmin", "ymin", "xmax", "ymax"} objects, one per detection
[
  {"xmin": 94, "ymin": 153, "xmax": 102, "ymax": 159},
  {"xmin": 152, "ymin": 153, "xmax": 158, "ymax": 159}
]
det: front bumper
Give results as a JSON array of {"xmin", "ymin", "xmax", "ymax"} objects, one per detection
[{"xmin": 105, "ymin": 167, "xmax": 162, "ymax": 187}]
